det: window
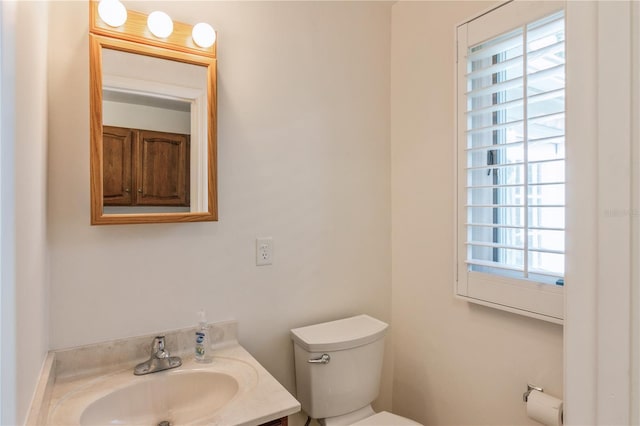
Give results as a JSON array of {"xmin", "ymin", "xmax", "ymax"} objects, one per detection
[{"xmin": 456, "ymin": 1, "xmax": 565, "ymax": 323}]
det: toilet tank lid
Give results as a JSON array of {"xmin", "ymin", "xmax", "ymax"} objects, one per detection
[{"xmin": 290, "ymin": 314, "xmax": 389, "ymax": 352}]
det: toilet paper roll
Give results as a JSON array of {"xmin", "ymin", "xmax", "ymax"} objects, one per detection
[{"xmin": 526, "ymin": 389, "xmax": 563, "ymax": 426}]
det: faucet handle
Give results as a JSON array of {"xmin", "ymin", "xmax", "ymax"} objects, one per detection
[
  {"xmin": 153, "ymin": 335, "xmax": 165, "ymax": 349},
  {"xmin": 152, "ymin": 336, "xmax": 168, "ymax": 358}
]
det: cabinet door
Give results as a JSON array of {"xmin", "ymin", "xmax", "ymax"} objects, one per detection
[
  {"xmin": 102, "ymin": 126, "xmax": 133, "ymax": 206},
  {"xmin": 259, "ymin": 417, "xmax": 288, "ymax": 426},
  {"xmin": 136, "ymin": 130, "xmax": 190, "ymax": 206}
]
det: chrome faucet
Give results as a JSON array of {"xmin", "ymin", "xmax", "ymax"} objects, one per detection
[{"xmin": 134, "ymin": 336, "xmax": 182, "ymax": 375}]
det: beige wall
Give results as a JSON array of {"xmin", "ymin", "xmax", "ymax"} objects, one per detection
[
  {"xmin": 3, "ymin": 2, "xmax": 51, "ymax": 425},
  {"xmin": 47, "ymin": 0, "xmax": 392, "ymax": 409},
  {"xmin": 390, "ymin": 2, "xmax": 563, "ymax": 424}
]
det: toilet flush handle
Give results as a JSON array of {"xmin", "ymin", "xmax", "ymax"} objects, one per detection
[{"xmin": 308, "ymin": 354, "xmax": 331, "ymax": 364}]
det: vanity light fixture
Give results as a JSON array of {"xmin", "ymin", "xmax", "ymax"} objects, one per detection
[
  {"xmin": 96, "ymin": 1, "xmax": 216, "ymax": 50},
  {"xmin": 191, "ymin": 23, "xmax": 216, "ymax": 48},
  {"xmin": 147, "ymin": 11, "xmax": 174, "ymax": 38},
  {"xmin": 97, "ymin": 0, "xmax": 127, "ymax": 27}
]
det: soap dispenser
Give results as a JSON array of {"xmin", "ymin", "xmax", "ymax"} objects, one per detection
[{"xmin": 195, "ymin": 310, "xmax": 209, "ymax": 362}]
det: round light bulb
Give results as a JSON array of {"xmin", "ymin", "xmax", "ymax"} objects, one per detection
[
  {"xmin": 147, "ymin": 11, "xmax": 173, "ymax": 38},
  {"xmin": 98, "ymin": 0, "xmax": 127, "ymax": 27},
  {"xmin": 192, "ymin": 23, "xmax": 216, "ymax": 48}
]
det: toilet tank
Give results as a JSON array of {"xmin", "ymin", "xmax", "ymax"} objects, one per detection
[{"xmin": 290, "ymin": 315, "xmax": 388, "ymax": 419}]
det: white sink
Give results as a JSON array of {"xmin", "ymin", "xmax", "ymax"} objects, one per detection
[
  {"xmin": 40, "ymin": 326, "xmax": 300, "ymax": 426},
  {"xmin": 48, "ymin": 355, "xmax": 263, "ymax": 426},
  {"xmin": 80, "ymin": 370, "xmax": 239, "ymax": 425}
]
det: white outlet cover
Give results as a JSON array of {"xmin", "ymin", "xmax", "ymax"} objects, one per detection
[{"xmin": 256, "ymin": 237, "xmax": 273, "ymax": 266}]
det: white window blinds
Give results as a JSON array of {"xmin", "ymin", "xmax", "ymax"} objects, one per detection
[{"xmin": 456, "ymin": 4, "xmax": 565, "ymax": 323}]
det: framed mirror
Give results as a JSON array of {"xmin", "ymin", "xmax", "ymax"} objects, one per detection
[{"xmin": 89, "ymin": 1, "xmax": 217, "ymax": 225}]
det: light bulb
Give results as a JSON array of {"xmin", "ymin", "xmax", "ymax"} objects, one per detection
[
  {"xmin": 192, "ymin": 23, "xmax": 216, "ymax": 48},
  {"xmin": 98, "ymin": 0, "xmax": 127, "ymax": 27},
  {"xmin": 147, "ymin": 11, "xmax": 173, "ymax": 38}
]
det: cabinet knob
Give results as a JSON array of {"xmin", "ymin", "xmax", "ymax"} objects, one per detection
[
  {"xmin": 138, "ymin": 189, "xmax": 143, "ymax": 193},
  {"xmin": 124, "ymin": 188, "xmax": 130, "ymax": 193}
]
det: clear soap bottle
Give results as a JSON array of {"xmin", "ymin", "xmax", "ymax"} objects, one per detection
[{"xmin": 195, "ymin": 310, "xmax": 209, "ymax": 362}]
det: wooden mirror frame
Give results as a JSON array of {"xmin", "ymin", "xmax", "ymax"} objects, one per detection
[{"xmin": 89, "ymin": 1, "xmax": 217, "ymax": 225}]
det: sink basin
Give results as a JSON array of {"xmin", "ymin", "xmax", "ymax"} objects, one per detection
[
  {"xmin": 48, "ymin": 355, "xmax": 262, "ymax": 426},
  {"xmin": 79, "ymin": 370, "xmax": 239, "ymax": 425}
]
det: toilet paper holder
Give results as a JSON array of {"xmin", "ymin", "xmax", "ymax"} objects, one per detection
[{"xmin": 523, "ymin": 384, "xmax": 544, "ymax": 402}]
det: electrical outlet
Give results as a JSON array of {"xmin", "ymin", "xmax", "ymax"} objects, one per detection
[{"xmin": 256, "ymin": 237, "xmax": 273, "ymax": 266}]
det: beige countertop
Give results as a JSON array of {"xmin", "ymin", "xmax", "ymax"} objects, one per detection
[{"xmin": 29, "ymin": 321, "xmax": 300, "ymax": 426}]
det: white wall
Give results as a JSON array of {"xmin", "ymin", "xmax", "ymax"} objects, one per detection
[
  {"xmin": 390, "ymin": 2, "xmax": 563, "ymax": 424},
  {"xmin": 47, "ymin": 0, "xmax": 392, "ymax": 409},
  {"xmin": 564, "ymin": 2, "xmax": 638, "ymax": 424},
  {"xmin": 633, "ymin": 5, "xmax": 640, "ymax": 423},
  {"xmin": 0, "ymin": 2, "xmax": 50, "ymax": 425},
  {"xmin": 102, "ymin": 47, "xmax": 202, "ymax": 133},
  {"xmin": 103, "ymin": 101, "xmax": 191, "ymax": 134}
]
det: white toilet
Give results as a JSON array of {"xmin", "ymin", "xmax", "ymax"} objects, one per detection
[{"xmin": 291, "ymin": 315, "xmax": 422, "ymax": 426}]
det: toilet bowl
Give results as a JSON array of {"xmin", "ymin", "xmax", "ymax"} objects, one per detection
[
  {"xmin": 352, "ymin": 410, "xmax": 421, "ymax": 425},
  {"xmin": 320, "ymin": 405, "xmax": 420, "ymax": 426},
  {"xmin": 290, "ymin": 315, "xmax": 422, "ymax": 426}
]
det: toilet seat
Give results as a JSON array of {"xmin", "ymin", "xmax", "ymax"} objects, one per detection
[{"xmin": 350, "ymin": 411, "xmax": 422, "ymax": 426}]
